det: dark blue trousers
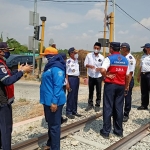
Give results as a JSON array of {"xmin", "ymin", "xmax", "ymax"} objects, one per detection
[
  {"xmin": 0, "ymin": 104, "xmax": 12, "ymax": 150},
  {"xmin": 66, "ymin": 76, "xmax": 79, "ymax": 115},
  {"xmin": 44, "ymin": 104, "xmax": 63, "ymax": 150},
  {"xmin": 124, "ymin": 77, "xmax": 134, "ymax": 117},
  {"xmin": 102, "ymin": 83, "xmax": 124, "ymax": 136},
  {"xmin": 140, "ymin": 73, "xmax": 150, "ymax": 107}
]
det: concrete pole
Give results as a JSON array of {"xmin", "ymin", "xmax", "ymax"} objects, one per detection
[
  {"xmin": 103, "ymin": 0, "xmax": 108, "ymax": 57},
  {"xmin": 113, "ymin": 0, "xmax": 115, "ymax": 41}
]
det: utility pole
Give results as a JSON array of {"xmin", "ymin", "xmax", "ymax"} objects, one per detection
[
  {"xmin": 112, "ymin": 0, "xmax": 115, "ymax": 41},
  {"xmin": 33, "ymin": 0, "xmax": 37, "ymax": 74},
  {"xmin": 109, "ymin": 12, "xmax": 114, "ymax": 42},
  {"xmin": 103, "ymin": 0, "xmax": 108, "ymax": 57}
]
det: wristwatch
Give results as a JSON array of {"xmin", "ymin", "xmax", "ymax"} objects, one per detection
[{"xmin": 20, "ymin": 70, "xmax": 24, "ymax": 73}]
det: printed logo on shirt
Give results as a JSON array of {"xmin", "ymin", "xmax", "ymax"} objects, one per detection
[
  {"xmin": 130, "ymin": 60, "xmax": 133, "ymax": 65},
  {"xmin": 118, "ymin": 56, "xmax": 122, "ymax": 61},
  {"xmin": 129, "ymin": 56, "xmax": 132, "ymax": 59},
  {"xmin": 72, "ymin": 69, "xmax": 75, "ymax": 72},
  {"xmin": 58, "ymin": 71, "xmax": 63, "ymax": 77},
  {"xmin": 98, "ymin": 59, "xmax": 102, "ymax": 62},
  {"xmin": 68, "ymin": 60, "xmax": 71, "ymax": 64},
  {"xmin": 1, "ymin": 67, "xmax": 7, "ymax": 74}
]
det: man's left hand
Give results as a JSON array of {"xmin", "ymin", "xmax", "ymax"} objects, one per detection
[{"xmin": 50, "ymin": 104, "xmax": 58, "ymax": 112}]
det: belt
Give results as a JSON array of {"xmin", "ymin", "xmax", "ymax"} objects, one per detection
[
  {"xmin": 68, "ymin": 75, "xmax": 78, "ymax": 78},
  {"xmin": 141, "ymin": 72, "xmax": 150, "ymax": 74}
]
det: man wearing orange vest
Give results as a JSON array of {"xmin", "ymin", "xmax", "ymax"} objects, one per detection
[
  {"xmin": 0, "ymin": 42, "xmax": 33, "ymax": 150},
  {"xmin": 100, "ymin": 42, "xmax": 129, "ymax": 138}
]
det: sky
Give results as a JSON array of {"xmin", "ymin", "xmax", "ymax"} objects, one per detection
[{"xmin": 0, "ymin": 0, "xmax": 150, "ymax": 53}]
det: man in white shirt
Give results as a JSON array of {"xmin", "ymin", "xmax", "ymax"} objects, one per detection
[
  {"xmin": 137, "ymin": 43, "xmax": 150, "ymax": 110},
  {"xmin": 84, "ymin": 42, "xmax": 104, "ymax": 112},
  {"xmin": 66, "ymin": 47, "xmax": 82, "ymax": 119},
  {"xmin": 121, "ymin": 43, "xmax": 136, "ymax": 122}
]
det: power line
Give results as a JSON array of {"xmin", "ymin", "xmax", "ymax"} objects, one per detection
[
  {"xmin": 115, "ymin": 3, "xmax": 150, "ymax": 32},
  {"xmin": 40, "ymin": 0, "xmax": 110, "ymax": 2}
]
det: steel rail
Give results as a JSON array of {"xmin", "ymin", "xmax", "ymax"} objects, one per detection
[
  {"xmin": 12, "ymin": 113, "xmax": 102, "ymax": 150},
  {"xmin": 105, "ymin": 122, "xmax": 150, "ymax": 150}
]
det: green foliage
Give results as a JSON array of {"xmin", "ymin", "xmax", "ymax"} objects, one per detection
[{"xmin": 6, "ymin": 38, "xmax": 28, "ymax": 54}]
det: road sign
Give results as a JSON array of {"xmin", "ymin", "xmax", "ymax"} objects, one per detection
[
  {"xmin": 29, "ymin": 11, "xmax": 39, "ymax": 26},
  {"xmin": 28, "ymin": 36, "xmax": 38, "ymax": 50}
]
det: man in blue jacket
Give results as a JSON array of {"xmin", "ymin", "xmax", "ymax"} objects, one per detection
[{"xmin": 40, "ymin": 47, "xmax": 66, "ymax": 150}]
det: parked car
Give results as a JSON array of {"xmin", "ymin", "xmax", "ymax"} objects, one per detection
[{"xmin": 6, "ymin": 54, "xmax": 37, "ymax": 71}]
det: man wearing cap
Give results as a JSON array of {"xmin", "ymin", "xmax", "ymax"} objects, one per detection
[
  {"xmin": 121, "ymin": 43, "xmax": 136, "ymax": 122},
  {"xmin": 100, "ymin": 42, "xmax": 129, "ymax": 138},
  {"xmin": 84, "ymin": 42, "xmax": 104, "ymax": 112},
  {"xmin": 0, "ymin": 42, "xmax": 33, "ymax": 150},
  {"xmin": 137, "ymin": 43, "xmax": 150, "ymax": 110},
  {"xmin": 40, "ymin": 47, "xmax": 66, "ymax": 150},
  {"xmin": 66, "ymin": 47, "xmax": 82, "ymax": 119}
]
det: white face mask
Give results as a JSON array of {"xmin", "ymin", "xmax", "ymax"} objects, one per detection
[
  {"xmin": 94, "ymin": 49, "xmax": 99, "ymax": 53},
  {"xmin": 74, "ymin": 54, "xmax": 78, "ymax": 59},
  {"xmin": 42, "ymin": 57, "xmax": 48, "ymax": 64}
]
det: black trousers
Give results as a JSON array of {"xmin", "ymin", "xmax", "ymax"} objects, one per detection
[
  {"xmin": 124, "ymin": 77, "xmax": 134, "ymax": 117},
  {"xmin": 0, "ymin": 104, "xmax": 12, "ymax": 150},
  {"xmin": 140, "ymin": 72, "xmax": 150, "ymax": 107},
  {"xmin": 88, "ymin": 76, "xmax": 103, "ymax": 107}
]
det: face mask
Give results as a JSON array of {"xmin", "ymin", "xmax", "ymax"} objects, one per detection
[
  {"xmin": 94, "ymin": 49, "xmax": 99, "ymax": 53},
  {"xmin": 4, "ymin": 51, "xmax": 10, "ymax": 59},
  {"xmin": 42, "ymin": 57, "xmax": 48, "ymax": 64},
  {"xmin": 74, "ymin": 54, "xmax": 78, "ymax": 59}
]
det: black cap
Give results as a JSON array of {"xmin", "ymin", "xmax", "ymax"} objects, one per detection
[
  {"xmin": 0, "ymin": 42, "xmax": 15, "ymax": 51},
  {"xmin": 110, "ymin": 42, "xmax": 120, "ymax": 48},
  {"xmin": 68, "ymin": 47, "xmax": 78, "ymax": 54}
]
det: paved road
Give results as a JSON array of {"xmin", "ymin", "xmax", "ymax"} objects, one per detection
[{"xmin": 14, "ymin": 80, "xmax": 89, "ymax": 101}]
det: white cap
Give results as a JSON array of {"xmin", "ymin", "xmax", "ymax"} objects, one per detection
[{"xmin": 49, "ymin": 38, "xmax": 55, "ymax": 46}]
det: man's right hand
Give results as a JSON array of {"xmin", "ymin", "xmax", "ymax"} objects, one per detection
[
  {"xmin": 66, "ymin": 83, "xmax": 70, "ymax": 91},
  {"xmin": 20, "ymin": 65, "xmax": 33, "ymax": 73},
  {"xmin": 90, "ymin": 65, "xmax": 95, "ymax": 69}
]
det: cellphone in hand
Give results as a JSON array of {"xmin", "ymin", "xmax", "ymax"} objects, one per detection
[{"xmin": 124, "ymin": 90, "xmax": 128, "ymax": 95}]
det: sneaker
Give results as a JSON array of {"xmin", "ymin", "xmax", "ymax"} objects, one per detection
[
  {"xmin": 123, "ymin": 116, "xmax": 129, "ymax": 122},
  {"xmin": 113, "ymin": 131, "xmax": 123, "ymax": 138},
  {"xmin": 61, "ymin": 117, "xmax": 68, "ymax": 124},
  {"xmin": 95, "ymin": 106, "xmax": 100, "ymax": 112},
  {"xmin": 137, "ymin": 106, "xmax": 148, "ymax": 110},
  {"xmin": 72, "ymin": 113, "xmax": 82, "ymax": 117},
  {"xmin": 100, "ymin": 129, "xmax": 109, "ymax": 139},
  {"xmin": 66, "ymin": 114, "xmax": 75, "ymax": 119},
  {"xmin": 85, "ymin": 105, "xmax": 93, "ymax": 111}
]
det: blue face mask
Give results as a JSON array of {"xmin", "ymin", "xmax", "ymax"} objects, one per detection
[{"xmin": 4, "ymin": 51, "xmax": 10, "ymax": 59}]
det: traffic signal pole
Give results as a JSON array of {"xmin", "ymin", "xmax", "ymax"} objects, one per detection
[
  {"xmin": 33, "ymin": 0, "xmax": 37, "ymax": 75},
  {"xmin": 38, "ymin": 17, "xmax": 46, "ymax": 77}
]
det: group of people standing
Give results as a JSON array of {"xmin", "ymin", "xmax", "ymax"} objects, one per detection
[{"xmin": 0, "ymin": 40, "xmax": 149, "ymax": 150}]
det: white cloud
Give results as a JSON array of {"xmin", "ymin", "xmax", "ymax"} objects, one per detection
[
  {"xmin": 132, "ymin": 17, "xmax": 150, "ymax": 30},
  {"xmin": 75, "ymin": 33, "xmax": 91, "ymax": 39},
  {"xmin": 95, "ymin": 32, "xmax": 103, "ymax": 38},
  {"xmin": 94, "ymin": 3, "xmax": 105, "ymax": 8},
  {"xmin": 49, "ymin": 23, "xmax": 68, "ymax": 31},
  {"xmin": 88, "ymin": 30, "xmax": 94, "ymax": 33},
  {"xmin": 85, "ymin": 9, "xmax": 104, "ymax": 21},
  {"xmin": 118, "ymin": 30, "xmax": 129, "ymax": 35}
]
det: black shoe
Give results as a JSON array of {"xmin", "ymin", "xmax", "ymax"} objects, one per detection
[
  {"xmin": 95, "ymin": 106, "xmax": 100, "ymax": 112},
  {"xmin": 123, "ymin": 116, "xmax": 129, "ymax": 122},
  {"xmin": 66, "ymin": 114, "xmax": 75, "ymax": 119},
  {"xmin": 113, "ymin": 131, "xmax": 123, "ymax": 137},
  {"xmin": 72, "ymin": 113, "xmax": 82, "ymax": 117},
  {"xmin": 137, "ymin": 106, "xmax": 148, "ymax": 110},
  {"xmin": 61, "ymin": 117, "xmax": 68, "ymax": 124},
  {"xmin": 100, "ymin": 129, "xmax": 109, "ymax": 139},
  {"xmin": 85, "ymin": 106, "xmax": 93, "ymax": 111}
]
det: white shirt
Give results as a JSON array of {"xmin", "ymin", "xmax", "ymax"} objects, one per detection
[
  {"xmin": 101, "ymin": 57, "xmax": 130, "ymax": 75},
  {"xmin": 66, "ymin": 58, "xmax": 80, "ymax": 76},
  {"xmin": 125, "ymin": 53, "xmax": 136, "ymax": 76},
  {"xmin": 84, "ymin": 52, "xmax": 104, "ymax": 78},
  {"xmin": 140, "ymin": 54, "xmax": 150, "ymax": 72}
]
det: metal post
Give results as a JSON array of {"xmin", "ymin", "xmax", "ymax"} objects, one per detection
[
  {"xmin": 109, "ymin": 12, "xmax": 114, "ymax": 42},
  {"xmin": 103, "ymin": 0, "xmax": 108, "ymax": 57},
  {"xmin": 112, "ymin": 0, "xmax": 115, "ymax": 41},
  {"xmin": 38, "ymin": 17, "xmax": 46, "ymax": 76},
  {"xmin": 33, "ymin": 0, "xmax": 37, "ymax": 75}
]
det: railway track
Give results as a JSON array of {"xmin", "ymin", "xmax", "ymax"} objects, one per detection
[
  {"xmin": 105, "ymin": 122, "xmax": 150, "ymax": 150},
  {"xmin": 12, "ymin": 113, "xmax": 102, "ymax": 150}
]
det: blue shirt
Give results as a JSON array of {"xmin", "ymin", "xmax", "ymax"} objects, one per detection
[{"xmin": 40, "ymin": 67, "xmax": 66, "ymax": 106}]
